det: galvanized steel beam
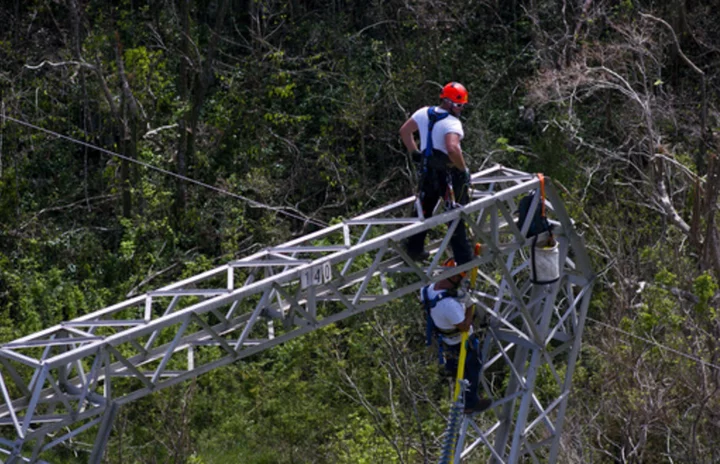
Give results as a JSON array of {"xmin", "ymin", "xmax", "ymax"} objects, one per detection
[{"xmin": 0, "ymin": 165, "xmax": 593, "ymax": 463}]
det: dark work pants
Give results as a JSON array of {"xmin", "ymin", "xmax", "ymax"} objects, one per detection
[
  {"xmin": 407, "ymin": 165, "xmax": 473, "ymax": 265},
  {"xmin": 443, "ymin": 335, "xmax": 482, "ymax": 408}
]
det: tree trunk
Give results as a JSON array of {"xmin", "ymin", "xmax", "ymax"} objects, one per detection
[
  {"xmin": 669, "ymin": 0, "xmax": 689, "ymax": 90},
  {"xmin": 13, "ymin": 0, "xmax": 20, "ymax": 40},
  {"xmin": 0, "ymin": 88, "xmax": 4, "ymax": 178},
  {"xmin": 114, "ymin": 31, "xmax": 141, "ymax": 218},
  {"xmin": 175, "ymin": 0, "xmax": 190, "ymax": 216},
  {"xmin": 702, "ymin": 146, "xmax": 720, "ymax": 278},
  {"xmin": 120, "ymin": 93, "xmax": 131, "ymax": 218},
  {"xmin": 129, "ymin": 115, "xmax": 140, "ymax": 214},
  {"xmin": 175, "ymin": 0, "xmax": 229, "ymax": 219},
  {"xmin": 699, "ymin": 75, "xmax": 708, "ymax": 174},
  {"xmin": 69, "ymin": 0, "xmax": 92, "ymax": 210}
]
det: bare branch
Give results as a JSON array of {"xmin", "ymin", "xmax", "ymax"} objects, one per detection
[
  {"xmin": 18, "ymin": 195, "xmax": 119, "ymax": 231},
  {"xmin": 144, "ymin": 124, "xmax": 179, "ymax": 139},
  {"xmin": 24, "ymin": 60, "xmax": 96, "ymax": 71},
  {"xmin": 92, "ymin": 56, "xmax": 120, "ymax": 117},
  {"xmin": 114, "ymin": 31, "xmax": 143, "ymax": 121},
  {"xmin": 126, "ymin": 261, "xmax": 182, "ymax": 298},
  {"xmin": 654, "ymin": 171, "xmax": 691, "ymax": 234},
  {"xmin": 639, "ymin": 13, "xmax": 704, "ymax": 76}
]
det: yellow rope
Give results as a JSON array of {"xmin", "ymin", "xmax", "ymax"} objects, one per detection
[{"xmin": 453, "ymin": 242, "xmax": 481, "ymax": 401}]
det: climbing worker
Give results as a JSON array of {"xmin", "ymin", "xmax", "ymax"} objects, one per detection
[
  {"xmin": 400, "ymin": 81, "xmax": 473, "ymax": 265},
  {"xmin": 421, "ymin": 258, "xmax": 492, "ymax": 414}
]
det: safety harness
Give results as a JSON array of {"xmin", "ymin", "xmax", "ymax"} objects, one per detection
[
  {"xmin": 417, "ymin": 107, "xmax": 452, "ymax": 210},
  {"xmin": 421, "ymin": 107, "xmax": 451, "ymax": 169},
  {"xmin": 422, "ymin": 285, "xmax": 461, "ymax": 365}
]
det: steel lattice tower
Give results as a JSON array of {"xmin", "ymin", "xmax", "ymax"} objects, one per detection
[{"xmin": 0, "ymin": 165, "xmax": 593, "ymax": 463}]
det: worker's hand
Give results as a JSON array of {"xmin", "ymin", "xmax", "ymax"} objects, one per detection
[
  {"xmin": 456, "ymin": 291, "xmax": 471, "ymax": 306},
  {"xmin": 447, "ymin": 287, "xmax": 467, "ymax": 302},
  {"xmin": 451, "ymin": 166, "xmax": 471, "ymax": 184},
  {"xmin": 411, "ymin": 149, "xmax": 422, "ymax": 162}
]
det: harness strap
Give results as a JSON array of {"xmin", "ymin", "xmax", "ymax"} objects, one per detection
[
  {"xmin": 417, "ymin": 107, "xmax": 451, "ymax": 199},
  {"xmin": 537, "ymin": 173, "xmax": 555, "ymax": 243},
  {"xmin": 423, "ymin": 107, "xmax": 450, "ymax": 158}
]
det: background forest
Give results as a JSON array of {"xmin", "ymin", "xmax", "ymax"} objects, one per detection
[{"xmin": 1, "ymin": 0, "xmax": 719, "ymax": 462}]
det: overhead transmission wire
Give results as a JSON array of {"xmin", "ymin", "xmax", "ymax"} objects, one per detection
[
  {"xmin": 7, "ymin": 113, "xmax": 718, "ymax": 375},
  {"xmin": 0, "ymin": 114, "xmax": 329, "ymax": 229}
]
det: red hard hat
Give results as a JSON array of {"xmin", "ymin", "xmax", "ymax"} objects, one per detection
[{"xmin": 440, "ymin": 82, "xmax": 469, "ymax": 104}]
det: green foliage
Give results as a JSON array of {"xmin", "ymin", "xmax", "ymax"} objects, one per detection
[
  {"xmin": 331, "ymin": 412, "xmax": 400, "ymax": 464},
  {"xmin": 693, "ymin": 272, "xmax": 718, "ymax": 318},
  {"xmin": 612, "ymin": 0, "xmax": 636, "ymax": 19},
  {"xmin": 1, "ymin": 0, "xmax": 719, "ymax": 462},
  {"xmin": 527, "ymin": 123, "xmax": 577, "ymax": 186}
]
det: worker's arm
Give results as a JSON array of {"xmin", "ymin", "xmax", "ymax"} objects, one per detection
[
  {"xmin": 399, "ymin": 118, "xmax": 419, "ymax": 153},
  {"xmin": 454, "ymin": 305, "xmax": 473, "ymax": 332},
  {"xmin": 445, "ymin": 132, "xmax": 467, "ymax": 171}
]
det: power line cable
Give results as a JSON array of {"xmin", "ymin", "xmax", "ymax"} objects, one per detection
[
  {"xmin": 21, "ymin": 113, "xmax": 720, "ymax": 372},
  {"xmin": 1, "ymin": 114, "xmax": 328, "ymax": 228},
  {"xmin": 587, "ymin": 316, "xmax": 720, "ymax": 372},
  {"xmin": 9, "ymin": 113, "xmax": 720, "ymax": 378}
]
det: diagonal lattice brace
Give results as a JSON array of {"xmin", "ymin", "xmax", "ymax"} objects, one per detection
[{"xmin": 0, "ymin": 166, "xmax": 593, "ymax": 463}]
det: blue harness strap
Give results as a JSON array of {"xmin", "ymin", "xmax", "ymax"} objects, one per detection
[
  {"xmin": 423, "ymin": 107, "xmax": 450, "ymax": 158},
  {"xmin": 418, "ymin": 107, "xmax": 452, "ymax": 192}
]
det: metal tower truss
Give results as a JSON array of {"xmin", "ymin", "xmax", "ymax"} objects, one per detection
[{"xmin": 0, "ymin": 165, "xmax": 593, "ymax": 463}]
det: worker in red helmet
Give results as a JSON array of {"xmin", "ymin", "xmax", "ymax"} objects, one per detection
[
  {"xmin": 399, "ymin": 82, "xmax": 473, "ymax": 264},
  {"xmin": 421, "ymin": 258, "xmax": 492, "ymax": 414}
]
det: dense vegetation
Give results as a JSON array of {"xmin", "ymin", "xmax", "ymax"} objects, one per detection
[{"xmin": 1, "ymin": 0, "xmax": 719, "ymax": 462}]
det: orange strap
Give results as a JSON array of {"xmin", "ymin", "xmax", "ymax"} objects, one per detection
[{"xmin": 538, "ymin": 173, "xmax": 546, "ymax": 218}]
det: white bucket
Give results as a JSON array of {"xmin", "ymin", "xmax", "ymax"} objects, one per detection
[{"xmin": 531, "ymin": 240, "xmax": 560, "ymax": 284}]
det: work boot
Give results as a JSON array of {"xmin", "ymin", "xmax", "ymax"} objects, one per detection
[
  {"xmin": 406, "ymin": 249, "xmax": 430, "ymax": 262},
  {"xmin": 464, "ymin": 398, "xmax": 492, "ymax": 415}
]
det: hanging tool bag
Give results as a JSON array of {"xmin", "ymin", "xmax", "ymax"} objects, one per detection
[
  {"xmin": 530, "ymin": 237, "xmax": 560, "ymax": 284},
  {"xmin": 517, "ymin": 174, "xmax": 560, "ymax": 285}
]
